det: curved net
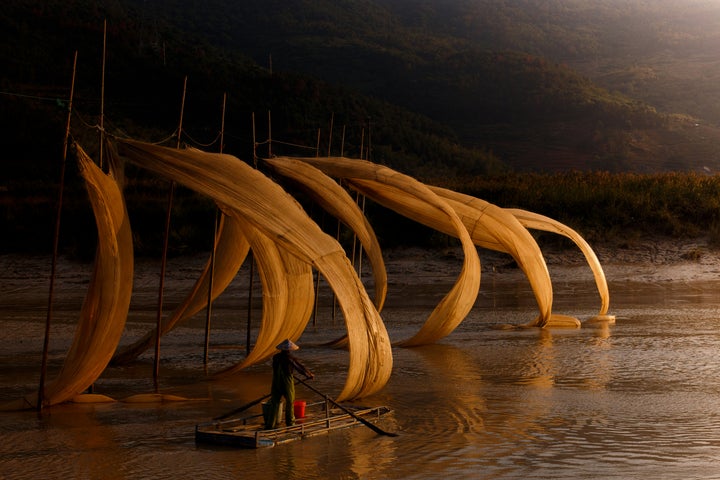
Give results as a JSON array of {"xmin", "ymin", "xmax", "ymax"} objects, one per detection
[{"xmin": 116, "ymin": 140, "xmax": 392, "ymax": 400}]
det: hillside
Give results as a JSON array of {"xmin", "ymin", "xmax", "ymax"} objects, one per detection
[
  {"xmin": 5, "ymin": 0, "xmax": 720, "ymax": 255},
  {"xmin": 118, "ymin": 0, "xmax": 720, "ymax": 173},
  {"xmin": 0, "ymin": 0, "xmax": 503, "ymax": 183},
  {"xmin": 4, "ymin": 0, "xmax": 720, "ymax": 175}
]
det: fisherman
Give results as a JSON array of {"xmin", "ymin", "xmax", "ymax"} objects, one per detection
[{"xmin": 264, "ymin": 339, "xmax": 314, "ymax": 429}]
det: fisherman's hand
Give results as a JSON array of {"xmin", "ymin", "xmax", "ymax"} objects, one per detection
[{"xmin": 307, "ymin": 373, "xmax": 315, "ymax": 380}]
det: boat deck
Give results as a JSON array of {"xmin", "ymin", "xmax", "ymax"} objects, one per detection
[{"xmin": 195, "ymin": 401, "xmax": 392, "ymax": 448}]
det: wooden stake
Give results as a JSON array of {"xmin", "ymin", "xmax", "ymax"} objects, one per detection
[
  {"xmin": 204, "ymin": 209, "xmax": 219, "ymax": 367},
  {"xmin": 204, "ymin": 92, "xmax": 226, "ymax": 367},
  {"xmin": 267, "ymin": 110, "xmax": 272, "ymax": 157},
  {"xmin": 246, "ymin": 252, "xmax": 254, "ymax": 356},
  {"xmin": 359, "ymin": 128, "xmax": 365, "ymax": 160},
  {"xmin": 340, "ymin": 125, "xmax": 346, "ymax": 157},
  {"xmin": 38, "ymin": 51, "xmax": 77, "ymax": 411},
  {"xmin": 154, "ymin": 76, "xmax": 187, "ymax": 388},
  {"xmin": 327, "ymin": 113, "xmax": 334, "ymax": 157},
  {"xmin": 313, "ymin": 270, "xmax": 321, "ymax": 327},
  {"xmin": 99, "ymin": 19, "xmax": 106, "ymax": 169},
  {"xmin": 245, "ymin": 111, "xmax": 258, "ymax": 356},
  {"xmin": 252, "ymin": 111, "xmax": 257, "ymax": 168}
]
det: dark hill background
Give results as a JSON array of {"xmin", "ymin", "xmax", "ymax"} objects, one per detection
[
  {"xmin": 5, "ymin": 0, "xmax": 720, "ymax": 175},
  {"xmin": 128, "ymin": 0, "xmax": 720, "ymax": 173},
  {"xmin": 4, "ymin": 0, "xmax": 720, "ymax": 255}
]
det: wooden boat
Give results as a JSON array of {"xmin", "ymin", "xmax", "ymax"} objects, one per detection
[{"xmin": 195, "ymin": 399, "xmax": 392, "ymax": 448}]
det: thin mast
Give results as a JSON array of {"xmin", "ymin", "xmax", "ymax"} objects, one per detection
[
  {"xmin": 351, "ymin": 128, "xmax": 366, "ymax": 272},
  {"xmin": 246, "ymin": 112, "xmax": 258, "ymax": 356},
  {"xmin": 252, "ymin": 111, "xmax": 257, "ymax": 167},
  {"xmin": 332, "ymin": 125, "xmax": 347, "ymax": 324},
  {"xmin": 38, "ymin": 51, "xmax": 78, "ymax": 411},
  {"xmin": 155, "ymin": 75, "xmax": 187, "ymax": 388},
  {"xmin": 267, "ymin": 110, "xmax": 272, "ymax": 157},
  {"xmin": 204, "ymin": 92, "xmax": 227, "ymax": 367},
  {"xmin": 99, "ymin": 19, "xmax": 106, "ymax": 169},
  {"xmin": 327, "ymin": 112, "xmax": 334, "ymax": 157},
  {"xmin": 357, "ymin": 119, "xmax": 371, "ymax": 279}
]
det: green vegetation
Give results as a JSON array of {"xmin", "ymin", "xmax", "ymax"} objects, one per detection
[
  {"xmin": 441, "ymin": 172, "xmax": 720, "ymax": 246},
  {"xmin": 5, "ymin": 171, "xmax": 720, "ymax": 256}
]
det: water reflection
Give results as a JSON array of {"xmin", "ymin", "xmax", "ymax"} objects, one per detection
[
  {"xmin": 514, "ymin": 328, "xmax": 555, "ymax": 387},
  {"xmin": 7, "ymin": 258, "xmax": 720, "ymax": 478},
  {"xmin": 346, "ymin": 416, "xmax": 398, "ymax": 478}
]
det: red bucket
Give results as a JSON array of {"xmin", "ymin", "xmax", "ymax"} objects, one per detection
[{"xmin": 293, "ymin": 400, "xmax": 306, "ymax": 418}]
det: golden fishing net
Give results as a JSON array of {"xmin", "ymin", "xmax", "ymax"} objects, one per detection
[
  {"xmin": 38, "ymin": 143, "xmax": 134, "ymax": 407},
  {"xmin": 276, "ymin": 156, "xmax": 482, "ymax": 346},
  {"xmin": 116, "ymin": 140, "xmax": 392, "ymax": 400},
  {"xmin": 112, "ymin": 212, "xmax": 251, "ymax": 365}
]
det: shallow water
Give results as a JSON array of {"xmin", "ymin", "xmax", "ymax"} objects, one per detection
[{"xmin": 2, "ymin": 255, "xmax": 720, "ymax": 479}]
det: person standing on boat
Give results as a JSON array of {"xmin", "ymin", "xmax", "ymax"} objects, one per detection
[{"xmin": 264, "ymin": 339, "xmax": 314, "ymax": 429}]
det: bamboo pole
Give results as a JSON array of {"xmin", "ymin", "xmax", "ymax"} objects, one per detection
[
  {"xmin": 267, "ymin": 110, "xmax": 272, "ymax": 157},
  {"xmin": 328, "ymin": 124, "xmax": 348, "ymax": 325},
  {"xmin": 357, "ymin": 195, "xmax": 366, "ymax": 278},
  {"xmin": 204, "ymin": 209, "xmax": 219, "ymax": 367},
  {"xmin": 204, "ymin": 92, "xmax": 227, "ymax": 367},
  {"xmin": 252, "ymin": 111, "xmax": 257, "ymax": 168},
  {"xmin": 312, "ymin": 208, "xmax": 327, "ymax": 327},
  {"xmin": 99, "ymin": 19, "xmax": 106, "ymax": 169},
  {"xmin": 327, "ymin": 113, "xmax": 334, "ymax": 157},
  {"xmin": 331, "ymin": 125, "xmax": 348, "ymax": 324},
  {"xmin": 246, "ymin": 253, "xmax": 255, "ymax": 356},
  {"xmin": 357, "ymin": 120, "xmax": 372, "ymax": 277},
  {"xmin": 313, "ymin": 125, "xmax": 323, "ymax": 323},
  {"xmin": 340, "ymin": 125, "xmax": 346, "ymax": 157},
  {"xmin": 350, "ymin": 129, "xmax": 364, "ymax": 274},
  {"xmin": 359, "ymin": 127, "xmax": 365, "ymax": 160},
  {"xmin": 38, "ymin": 51, "xmax": 78, "ymax": 411},
  {"xmin": 246, "ymin": 112, "xmax": 258, "ymax": 356},
  {"xmin": 356, "ymin": 121, "xmax": 372, "ymax": 278},
  {"xmin": 332, "ymin": 216, "xmax": 340, "ymax": 326},
  {"xmin": 154, "ymin": 76, "xmax": 187, "ymax": 388}
]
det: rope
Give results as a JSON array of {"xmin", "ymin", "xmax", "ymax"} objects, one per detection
[
  {"xmin": 71, "ymin": 109, "xmax": 179, "ymax": 146},
  {"xmin": 69, "ymin": 106, "xmax": 329, "ymax": 161},
  {"xmin": 0, "ymin": 89, "xmax": 68, "ymax": 105},
  {"xmin": 72, "ymin": 110, "xmax": 99, "ymax": 131},
  {"xmin": 270, "ymin": 139, "xmax": 317, "ymax": 150},
  {"xmin": 182, "ymin": 130, "xmax": 221, "ymax": 148}
]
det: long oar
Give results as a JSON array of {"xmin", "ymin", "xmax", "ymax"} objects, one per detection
[
  {"xmin": 213, "ymin": 393, "xmax": 271, "ymax": 421},
  {"xmin": 294, "ymin": 376, "xmax": 398, "ymax": 437}
]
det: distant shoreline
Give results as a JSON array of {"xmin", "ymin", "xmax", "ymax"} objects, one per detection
[{"xmin": 382, "ymin": 236, "xmax": 720, "ymax": 287}]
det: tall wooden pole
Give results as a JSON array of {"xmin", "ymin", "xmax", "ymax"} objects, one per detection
[
  {"xmin": 246, "ymin": 112, "xmax": 258, "ymax": 356},
  {"xmin": 38, "ymin": 51, "xmax": 78, "ymax": 411},
  {"xmin": 99, "ymin": 19, "xmax": 106, "ymax": 169},
  {"xmin": 340, "ymin": 125, "xmax": 346, "ymax": 157},
  {"xmin": 359, "ymin": 128, "xmax": 365, "ymax": 160},
  {"xmin": 357, "ymin": 119, "xmax": 371, "ymax": 278},
  {"xmin": 204, "ymin": 93, "xmax": 226, "ymax": 367},
  {"xmin": 327, "ymin": 113, "xmax": 334, "ymax": 157},
  {"xmin": 315, "ymin": 128, "xmax": 321, "ymax": 157},
  {"xmin": 252, "ymin": 111, "xmax": 257, "ymax": 168},
  {"xmin": 267, "ymin": 110, "xmax": 272, "ymax": 157},
  {"xmin": 154, "ymin": 76, "xmax": 187, "ymax": 388},
  {"xmin": 246, "ymin": 254, "xmax": 255, "ymax": 356}
]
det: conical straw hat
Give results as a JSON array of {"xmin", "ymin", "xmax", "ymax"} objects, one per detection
[{"xmin": 276, "ymin": 339, "xmax": 299, "ymax": 351}]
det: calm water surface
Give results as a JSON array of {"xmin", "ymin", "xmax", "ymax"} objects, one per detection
[{"xmin": 2, "ymin": 255, "xmax": 720, "ymax": 479}]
